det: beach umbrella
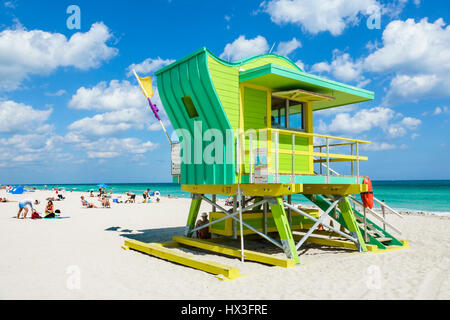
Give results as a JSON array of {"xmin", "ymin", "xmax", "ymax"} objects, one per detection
[
  {"xmin": 9, "ymin": 186, "xmax": 24, "ymax": 194},
  {"xmin": 97, "ymin": 183, "xmax": 109, "ymax": 188}
]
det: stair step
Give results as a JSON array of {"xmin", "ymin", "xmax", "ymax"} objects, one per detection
[{"xmin": 376, "ymin": 237, "xmax": 393, "ymax": 243}]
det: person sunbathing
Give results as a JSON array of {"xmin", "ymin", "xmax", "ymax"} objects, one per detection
[
  {"xmin": 81, "ymin": 196, "xmax": 98, "ymax": 208},
  {"xmin": 0, "ymin": 197, "xmax": 15, "ymax": 202}
]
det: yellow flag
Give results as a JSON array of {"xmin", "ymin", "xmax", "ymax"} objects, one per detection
[{"xmin": 137, "ymin": 75, "xmax": 154, "ymax": 98}]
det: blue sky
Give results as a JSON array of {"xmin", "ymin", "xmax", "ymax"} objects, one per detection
[{"xmin": 0, "ymin": 0, "xmax": 449, "ymax": 184}]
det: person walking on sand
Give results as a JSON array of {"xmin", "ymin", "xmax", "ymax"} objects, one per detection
[{"xmin": 17, "ymin": 199, "xmax": 39, "ymax": 219}]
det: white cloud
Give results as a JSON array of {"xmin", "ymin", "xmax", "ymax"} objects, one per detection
[
  {"xmin": 0, "ymin": 100, "xmax": 52, "ymax": 133},
  {"xmin": 68, "ymin": 108, "xmax": 152, "ymax": 137},
  {"xmin": 126, "ymin": 57, "xmax": 175, "ymax": 77},
  {"xmin": 363, "ymin": 18, "xmax": 450, "ymax": 103},
  {"xmin": 310, "ymin": 18, "xmax": 450, "ymax": 104},
  {"xmin": 45, "ymin": 89, "xmax": 67, "ymax": 97},
  {"xmin": 68, "ymin": 80, "xmax": 144, "ymax": 111},
  {"xmin": 0, "ymin": 22, "xmax": 118, "ymax": 91},
  {"xmin": 311, "ymin": 50, "xmax": 365, "ymax": 82},
  {"xmin": 4, "ymin": 1, "xmax": 16, "ymax": 9},
  {"xmin": 400, "ymin": 117, "xmax": 421, "ymax": 129},
  {"xmin": 324, "ymin": 107, "xmax": 395, "ymax": 134},
  {"xmin": 275, "ymin": 38, "xmax": 301, "ymax": 56},
  {"xmin": 317, "ymin": 106, "xmax": 421, "ymax": 139},
  {"xmin": 76, "ymin": 137, "xmax": 158, "ymax": 159},
  {"xmin": 433, "ymin": 106, "xmax": 449, "ymax": 115},
  {"xmin": 0, "ymin": 131, "xmax": 67, "ymax": 164},
  {"xmin": 361, "ymin": 141, "xmax": 396, "ymax": 151},
  {"xmin": 220, "ymin": 35, "xmax": 269, "ymax": 61},
  {"xmin": 261, "ymin": 0, "xmax": 379, "ymax": 36},
  {"xmin": 67, "ymin": 78, "xmax": 168, "ymax": 138}
]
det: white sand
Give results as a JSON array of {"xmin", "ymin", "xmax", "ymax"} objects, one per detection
[{"xmin": 0, "ymin": 189, "xmax": 449, "ymax": 300}]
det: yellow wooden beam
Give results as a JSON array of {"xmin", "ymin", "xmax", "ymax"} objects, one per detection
[
  {"xmin": 293, "ymin": 234, "xmax": 358, "ymax": 250},
  {"xmin": 302, "ymin": 183, "xmax": 368, "ymax": 195},
  {"xmin": 150, "ymin": 240, "xmax": 181, "ymax": 248},
  {"xmin": 181, "ymin": 183, "xmax": 303, "ymax": 196},
  {"xmin": 124, "ymin": 239, "xmax": 240, "ymax": 280},
  {"xmin": 366, "ymin": 240, "xmax": 410, "ymax": 253},
  {"xmin": 173, "ymin": 236, "xmax": 296, "ymax": 268}
]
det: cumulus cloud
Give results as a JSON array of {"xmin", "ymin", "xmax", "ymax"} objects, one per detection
[
  {"xmin": 308, "ymin": 18, "xmax": 450, "ymax": 104},
  {"xmin": 433, "ymin": 106, "xmax": 449, "ymax": 115},
  {"xmin": 0, "ymin": 100, "xmax": 52, "ymax": 133},
  {"xmin": 0, "ymin": 131, "xmax": 68, "ymax": 165},
  {"xmin": 45, "ymin": 89, "xmax": 67, "ymax": 97},
  {"xmin": 0, "ymin": 22, "xmax": 118, "ymax": 91},
  {"xmin": 220, "ymin": 35, "xmax": 269, "ymax": 61},
  {"xmin": 68, "ymin": 108, "xmax": 152, "ymax": 137},
  {"xmin": 311, "ymin": 50, "xmax": 365, "ymax": 83},
  {"xmin": 275, "ymin": 38, "xmax": 301, "ymax": 57},
  {"xmin": 126, "ymin": 57, "xmax": 175, "ymax": 77},
  {"xmin": 75, "ymin": 137, "xmax": 158, "ymax": 159},
  {"xmin": 68, "ymin": 80, "xmax": 144, "ymax": 111},
  {"xmin": 316, "ymin": 106, "xmax": 421, "ymax": 140},
  {"xmin": 361, "ymin": 141, "xmax": 396, "ymax": 151},
  {"xmin": 67, "ymin": 78, "xmax": 168, "ymax": 139},
  {"xmin": 261, "ymin": 0, "xmax": 379, "ymax": 36},
  {"xmin": 366, "ymin": 18, "xmax": 450, "ymax": 103}
]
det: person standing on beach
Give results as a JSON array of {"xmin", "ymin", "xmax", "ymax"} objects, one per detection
[
  {"xmin": 143, "ymin": 189, "xmax": 150, "ymax": 203},
  {"xmin": 17, "ymin": 199, "xmax": 39, "ymax": 219}
]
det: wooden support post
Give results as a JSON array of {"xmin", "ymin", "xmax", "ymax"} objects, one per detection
[
  {"xmin": 232, "ymin": 195, "xmax": 237, "ymax": 239},
  {"xmin": 287, "ymin": 195, "xmax": 292, "ymax": 227},
  {"xmin": 212, "ymin": 194, "xmax": 216, "ymax": 212},
  {"xmin": 269, "ymin": 197, "xmax": 300, "ymax": 264},
  {"xmin": 263, "ymin": 202, "xmax": 268, "ymax": 235},
  {"xmin": 337, "ymin": 197, "xmax": 367, "ymax": 252},
  {"xmin": 186, "ymin": 195, "xmax": 202, "ymax": 237},
  {"xmin": 364, "ymin": 207, "xmax": 368, "ymax": 242}
]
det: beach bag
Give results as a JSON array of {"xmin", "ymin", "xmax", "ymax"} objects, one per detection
[{"xmin": 32, "ymin": 212, "xmax": 41, "ymax": 219}]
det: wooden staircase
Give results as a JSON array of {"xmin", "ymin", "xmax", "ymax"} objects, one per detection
[{"xmin": 305, "ymin": 194, "xmax": 405, "ymax": 250}]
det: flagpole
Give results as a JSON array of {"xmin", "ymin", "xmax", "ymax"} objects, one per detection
[{"xmin": 133, "ymin": 69, "xmax": 173, "ymax": 147}]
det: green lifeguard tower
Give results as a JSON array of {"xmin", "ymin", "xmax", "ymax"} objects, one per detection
[{"xmin": 124, "ymin": 48, "xmax": 408, "ymax": 279}]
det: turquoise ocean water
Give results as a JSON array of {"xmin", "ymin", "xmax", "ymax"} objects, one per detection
[{"xmin": 20, "ymin": 180, "xmax": 450, "ymax": 214}]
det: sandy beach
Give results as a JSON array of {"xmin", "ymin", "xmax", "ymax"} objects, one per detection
[{"xmin": 0, "ymin": 189, "xmax": 449, "ymax": 300}]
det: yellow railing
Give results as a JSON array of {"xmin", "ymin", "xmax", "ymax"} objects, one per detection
[{"xmin": 238, "ymin": 128, "xmax": 371, "ymax": 183}]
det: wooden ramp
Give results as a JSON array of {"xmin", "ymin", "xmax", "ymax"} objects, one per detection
[
  {"xmin": 173, "ymin": 236, "xmax": 296, "ymax": 268},
  {"xmin": 123, "ymin": 239, "xmax": 240, "ymax": 281}
]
